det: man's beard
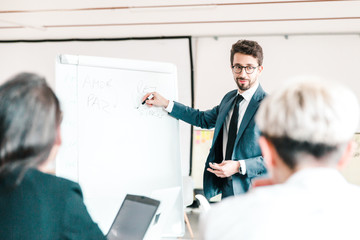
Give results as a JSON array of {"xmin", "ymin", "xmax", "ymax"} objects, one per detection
[{"xmin": 236, "ymin": 78, "xmax": 251, "ymax": 91}]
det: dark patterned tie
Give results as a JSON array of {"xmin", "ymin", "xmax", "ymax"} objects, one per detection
[{"xmin": 225, "ymin": 95, "xmax": 244, "ymax": 160}]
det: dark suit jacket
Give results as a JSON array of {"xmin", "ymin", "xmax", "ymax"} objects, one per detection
[
  {"xmin": 0, "ymin": 168, "xmax": 105, "ymax": 240},
  {"xmin": 170, "ymin": 85, "xmax": 268, "ymax": 200}
]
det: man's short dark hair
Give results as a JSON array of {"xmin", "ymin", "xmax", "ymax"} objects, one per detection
[{"xmin": 230, "ymin": 40, "xmax": 264, "ymax": 66}]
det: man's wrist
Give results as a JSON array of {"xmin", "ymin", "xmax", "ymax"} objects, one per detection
[
  {"xmin": 165, "ymin": 100, "xmax": 174, "ymax": 112},
  {"xmin": 239, "ymin": 160, "xmax": 246, "ymax": 175}
]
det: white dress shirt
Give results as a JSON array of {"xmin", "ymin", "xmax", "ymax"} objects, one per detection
[{"xmin": 200, "ymin": 168, "xmax": 360, "ymax": 240}]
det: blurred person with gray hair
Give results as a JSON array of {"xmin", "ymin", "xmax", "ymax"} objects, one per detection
[{"xmin": 200, "ymin": 78, "xmax": 360, "ymax": 240}]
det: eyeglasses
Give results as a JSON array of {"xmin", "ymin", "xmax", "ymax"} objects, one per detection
[{"xmin": 232, "ymin": 65, "xmax": 258, "ymax": 74}]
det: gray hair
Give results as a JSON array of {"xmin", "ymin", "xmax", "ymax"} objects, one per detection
[{"xmin": 256, "ymin": 78, "xmax": 359, "ymax": 146}]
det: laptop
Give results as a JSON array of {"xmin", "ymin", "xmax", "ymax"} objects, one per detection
[{"xmin": 106, "ymin": 194, "xmax": 160, "ymax": 240}]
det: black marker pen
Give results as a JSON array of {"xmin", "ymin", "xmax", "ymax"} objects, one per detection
[{"xmin": 142, "ymin": 94, "xmax": 154, "ymax": 105}]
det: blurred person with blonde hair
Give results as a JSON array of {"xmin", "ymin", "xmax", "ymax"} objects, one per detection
[{"xmin": 201, "ymin": 78, "xmax": 360, "ymax": 240}]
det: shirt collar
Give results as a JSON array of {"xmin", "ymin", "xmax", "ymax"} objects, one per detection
[{"xmin": 238, "ymin": 81, "xmax": 259, "ymax": 102}]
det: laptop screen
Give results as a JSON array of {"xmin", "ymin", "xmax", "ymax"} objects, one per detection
[{"xmin": 107, "ymin": 194, "xmax": 160, "ymax": 240}]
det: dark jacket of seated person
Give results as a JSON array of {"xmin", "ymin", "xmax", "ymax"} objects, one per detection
[
  {"xmin": 0, "ymin": 72, "xmax": 105, "ymax": 240},
  {"xmin": 0, "ymin": 169, "xmax": 105, "ymax": 240}
]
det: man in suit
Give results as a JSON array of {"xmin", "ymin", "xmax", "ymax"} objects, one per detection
[
  {"xmin": 200, "ymin": 78, "xmax": 360, "ymax": 240},
  {"xmin": 143, "ymin": 39, "xmax": 267, "ymax": 200}
]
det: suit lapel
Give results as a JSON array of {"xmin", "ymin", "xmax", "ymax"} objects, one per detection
[
  {"xmin": 235, "ymin": 85, "xmax": 265, "ymax": 144},
  {"xmin": 212, "ymin": 94, "xmax": 237, "ymax": 144}
]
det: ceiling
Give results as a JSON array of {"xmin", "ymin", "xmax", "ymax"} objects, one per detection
[{"xmin": 0, "ymin": 0, "xmax": 360, "ymax": 40}]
